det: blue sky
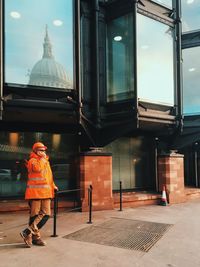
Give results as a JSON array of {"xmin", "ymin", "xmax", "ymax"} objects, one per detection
[
  {"xmin": 5, "ymin": 0, "xmax": 74, "ymax": 86},
  {"xmin": 182, "ymin": 0, "xmax": 200, "ymax": 32},
  {"xmin": 152, "ymin": 0, "xmax": 172, "ymax": 8},
  {"xmin": 137, "ymin": 14, "xmax": 174, "ymax": 106}
]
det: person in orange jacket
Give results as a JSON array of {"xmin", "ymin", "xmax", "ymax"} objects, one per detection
[{"xmin": 20, "ymin": 142, "xmax": 58, "ymax": 247}]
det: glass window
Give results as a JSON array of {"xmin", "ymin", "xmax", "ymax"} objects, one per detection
[
  {"xmin": 151, "ymin": 0, "xmax": 172, "ymax": 9},
  {"xmin": 137, "ymin": 14, "xmax": 174, "ymax": 105},
  {"xmin": 104, "ymin": 137, "xmax": 154, "ymax": 190},
  {"xmin": 0, "ymin": 132, "xmax": 78, "ymax": 197},
  {"xmin": 183, "ymin": 46, "xmax": 200, "ymax": 115},
  {"xmin": 106, "ymin": 13, "xmax": 134, "ymax": 102},
  {"xmin": 5, "ymin": 0, "xmax": 74, "ymax": 90},
  {"xmin": 182, "ymin": 0, "xmax": 200, "ymax": 32}
]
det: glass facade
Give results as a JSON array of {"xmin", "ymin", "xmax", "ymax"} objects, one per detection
[
  {"xmin": 106, "ymin": 13, "xmax": 134, "ymax": 102},
  {"xmin": 182, "ymin": 0, "xmax": 200, "ymax": 32},
  {"xmin": 5, "ymin": 0, "xmax": 74, "ymax": 89},
  {"xmin": 183, "ymin": 47, "xmax": 200, "ymax": 115},
  {"xmin": 151, "ymin": 0, "xmax": 172, "ymax": 8},
  {"xmin": 0, "ymin": 132, "xmax": 78, "ymax": 197},
  {"xmin": 104, "ymin": 137, "xmax": 154, "ymax": 190},
  {"xmin": 137, "ymin": 14, "xmax": 174, "ymax": 105}
]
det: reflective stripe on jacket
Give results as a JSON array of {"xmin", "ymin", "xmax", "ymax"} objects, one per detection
[{"xmin": 25, "ymin": 152, "xmax": 55, "ymax": 199}]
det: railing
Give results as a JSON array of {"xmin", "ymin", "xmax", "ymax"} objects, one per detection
[
  {"xmin": 51, "ymin": 186, "xmax": 93, "ymax": 237},
  {"xmin": 119, "ymin": 180, "xmax": 123, "ymax": 211},
  {"xmin": 87, "ymin": 185, "xmax": 93, "ymax": 224}
]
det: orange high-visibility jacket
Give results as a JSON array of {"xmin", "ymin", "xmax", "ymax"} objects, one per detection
[{"xmin": 25, "ymin": 152, "xmax": 56, "ymax": 199}]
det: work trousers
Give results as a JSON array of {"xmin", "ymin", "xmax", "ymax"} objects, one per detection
[{"xmin": 27, "ymin": 199, "xmax": 51, "ymax": 240}]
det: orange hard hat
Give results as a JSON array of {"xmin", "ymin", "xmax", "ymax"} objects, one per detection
[{"xmin": 32, "ymin": 142, "xmax": 47, "ymax": 151}]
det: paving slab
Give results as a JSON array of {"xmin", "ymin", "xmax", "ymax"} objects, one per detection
[{"xmin": 1, "ymin": 199, "xmax": 200, "ymax": 267}]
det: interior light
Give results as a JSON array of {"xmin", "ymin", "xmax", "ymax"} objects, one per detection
[
  {"xmin": 9, "ymin": 133, "xmax": 19, "ymax": 146},
  {"xmin": 10, "ymin": 11, "xmax": 21, "ymax": 19},
  {"xmin": 114, "ymin": 36, "xmax": 122, "ymax": 41},
  {"xmin": 53, "ymin": 20, "xmax": 63, "ymax": 26},
  {"xmin": 52, "ymin": 134, "xmax": 61, "ymax": 149},
  {"xmin": 189, "ymin": 68, "xmax": 196, "ymax": 72}
]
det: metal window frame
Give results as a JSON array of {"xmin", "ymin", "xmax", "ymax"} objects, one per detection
[
  {"xmin": 104, "ymin": 0, "xmax": 180, "ymax": 128},
  {"xmin": 0, "ymin": 0, "xmax": 3, "ymax": 119},
  {"xmin": 2, "ymin": 0, "xmax": 79, "ymax": 100}
]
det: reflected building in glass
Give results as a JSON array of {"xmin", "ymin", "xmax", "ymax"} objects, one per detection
[
  {"xmin": 29, "ymin": 26, "xmax": 72, "ymax": 89},
  {"xmin": 1, "ymin": 0, "xmax": 200, "ymax": 210}
]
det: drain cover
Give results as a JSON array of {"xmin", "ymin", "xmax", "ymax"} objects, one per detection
[{"xmin": 63, "ymin": 218, "xmax": 172, "ymax": 252}]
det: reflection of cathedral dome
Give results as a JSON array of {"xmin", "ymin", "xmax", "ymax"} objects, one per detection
[{"xmin": 29, "ymin": 26, "xmax": 72, "ymax": 89}]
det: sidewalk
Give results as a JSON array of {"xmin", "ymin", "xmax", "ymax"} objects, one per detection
[{"xmin": 1, "ymin": 199, "xmax": 200, "ymax": 267}]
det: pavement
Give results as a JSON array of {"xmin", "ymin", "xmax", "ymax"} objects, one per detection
[{"xmin": 1, "ymin": 199, "xmax": 200, "ymax": 267}]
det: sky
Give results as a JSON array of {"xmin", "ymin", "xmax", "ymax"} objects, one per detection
[
  {"xmin": 137, "ymin": 14, "xmax": 174, "ymax": 106},
  {"xmin": 183, "ymin": 46, "xmax": 200, "ymax": 115},
  {"xmin": 182, "ymin": 0, "xmax": 200, "ymax": 32},
  {"xmin": 5, "ymin": 0, "xmax": 74, "ymax": 86},
  {"xmin": 151, "ymin": 0, "xmax": 172, "ymax": 8}
]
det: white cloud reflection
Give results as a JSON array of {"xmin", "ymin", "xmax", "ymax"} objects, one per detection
[
  {"xmin": 10, "ymin": 11, "xmax": 21, "ymax": 19},
  {"xmin": 53, "ymin": 20, "xmax": 63, "ymax": 26},
  {"xmin": 187, "ymin": 0, "xmax": 194, "ymax": 4}
]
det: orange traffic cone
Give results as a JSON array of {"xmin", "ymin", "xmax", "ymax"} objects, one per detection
[{"xmin": 160, "ymin": 185, "xmax": 168, "ymax": 206}]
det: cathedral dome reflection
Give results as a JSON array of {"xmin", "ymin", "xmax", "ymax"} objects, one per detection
[{"xmin": 29, "ymin": 26, "xmax": 72, "ymax": 89}]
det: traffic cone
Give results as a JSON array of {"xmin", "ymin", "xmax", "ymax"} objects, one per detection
[{"xmin": 160, "ymin": 185, "xmax": 168, "ymax": 206}]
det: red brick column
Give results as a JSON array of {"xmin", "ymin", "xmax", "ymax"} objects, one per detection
[
  {"xmin": 158, "ymin": 152, "xmax": 185, "ymax": 204},
  {"xmin": 80, "ymin": 151, "xmax": 114, "ymax": 211}
]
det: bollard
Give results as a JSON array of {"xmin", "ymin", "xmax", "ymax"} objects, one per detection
[
  {"xmin": 51, "ymin": 190, "xmax": 58, "ymax": 237},
  {"xmin": 87, "ymin": 185, "xmax": 93, "ymax": 224},
  {"xmin": 119, "ymin": 181, "xmax": 122, "ymax": 211}
]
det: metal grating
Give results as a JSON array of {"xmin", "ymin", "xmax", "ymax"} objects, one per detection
[{"xmin": 63, "ymin": 217, "xmax": 172, "ymax": 252}]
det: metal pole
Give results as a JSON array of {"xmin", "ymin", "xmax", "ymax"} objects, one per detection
[
  {"xmin": 51, "ymin": 190, "xmax": 58, "ymax": 237},
  {"xmin": 119, "ymin": 181, "xmax": 122, "ymax": 211},
  {"xmin": 93, "ymin": 0, "xmax": 100, "ymax": 127},
  {"xmin": 133, "ymin": 0, "xmax": 138, "ymax": 128},
  {"xmin": 0, "ymin": 0, "xmax": 3, "ymax": 120},
  {"xmin": 155, "ymin": 137, "xmax": 159, "ymax": 192},
  {"xmin": 87, "ymin": 185, "xmax": 93, "ymax": 224},
  {"xmin": 194, "ymin": 145, "xmax": 198, "ymax": 187},
  {"xmin": 175, "ymin": 0, "xmax": 183, "ymax": 132}
]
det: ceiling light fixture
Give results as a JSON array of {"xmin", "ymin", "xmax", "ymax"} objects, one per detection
[{"xmin": 114, "ymin": 36, "xmax": 122, "ymax": 41}]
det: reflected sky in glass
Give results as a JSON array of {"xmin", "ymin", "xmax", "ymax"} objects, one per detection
[
  {"xmin": 106, "ymin": 14, "xmax": 134, "ymax": 102},
  {"xmin": 5, "ymin": 0, "xmax": 74, "ymax": 88},
  {"xmin": 183, "ymin": 47, "xmax": 200, "ymax": 115},
  {"xmin": 151, "ymin": 0, "xmax": 172, "ymax": 8},
  {"xmin": 137, "ymin": 14, "xmax": 174, "ymax": 105},
  {"xmin": 182, "ymin": 0, "xmax": 200, "ymax": 32}
]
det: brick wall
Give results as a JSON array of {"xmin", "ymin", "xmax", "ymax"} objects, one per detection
[
  {"xmin": 158, "ymin": 152, "xmax": 185, "ymax": 204},
  {"xmin": 80, "ymin": 152, "xmax": 114, "ymax": 211}
]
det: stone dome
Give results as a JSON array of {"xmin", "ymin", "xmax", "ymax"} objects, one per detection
[{"xmin": 29, "ymin": 26, "xmax": 72, "ymax": 89}]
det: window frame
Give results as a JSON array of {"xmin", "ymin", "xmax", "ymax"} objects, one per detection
[
  {"xmin": 105, "ymin": 0, "xmax": 177, "ymax": 107},
  {"xmin": 1, "ymin": 0, "xmax": 78, "ymax": 100}
]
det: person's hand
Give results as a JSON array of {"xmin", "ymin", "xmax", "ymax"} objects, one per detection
[
  {"xmin": 54, "ymin": 186, "xmax": 58, "ymax": 191},
  {"xmin": 37, "ymin": 151, "xmax": 47, "ymax": 158},
  {"xmin": 39, "ymin": 155, "xmax": 47, "ymax": 163}
]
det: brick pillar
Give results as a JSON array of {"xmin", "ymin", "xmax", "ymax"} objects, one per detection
[
  {"xmin": 158, "ymin": 151, "xmax": 185, "ymax": 204},
  {"xmin": 80, "ymin": 151, "xmax": 114, "ymax": 211}
]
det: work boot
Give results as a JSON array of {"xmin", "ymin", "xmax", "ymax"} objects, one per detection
[
  {"xmin": 20, "ymin": 231, "xmax": 32, "ymax": 248},
  {"xmin": 32, "ymin": 238, "xmax": 46, "ymax": 246}
]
